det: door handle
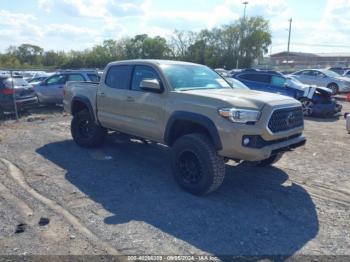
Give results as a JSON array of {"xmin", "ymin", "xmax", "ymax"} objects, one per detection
[
  {"xmin": 99, "ymin": 92, "xmax": 106, "ymax": 97},
  {"xmin": 126, "ymin": 96, "xmax": 134, "ymax": 102}
]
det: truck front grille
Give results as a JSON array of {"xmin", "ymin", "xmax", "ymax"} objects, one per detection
[{"xmin": 268, "ymin": 107, "xmax": 304, "ymax": 133}]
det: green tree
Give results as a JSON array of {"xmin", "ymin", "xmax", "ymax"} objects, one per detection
[
  {"xmin": 124, "ymin": 34, "xmax": 171, "ymax": 59},
  {"xmin": 12, "ymin": 44, "xmax": 44, "ymax": 65},
  {"xmin": 238, "ymin": 16, "xmax": 271, "ymax": 68},
  {"xmin": 169, "ymin": 30, "xmax": 197, "ymax": 59},
  {"xmin": 185, "ymin": 16, "xmax": 271, "ymax": 68}
]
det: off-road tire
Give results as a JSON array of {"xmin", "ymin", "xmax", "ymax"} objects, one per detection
[
  {"xmin": 171, "ymin": 133, "xmax": 225, "ymax": 195},
  {"xmin": 255, "ymin": 153, "xmax": 284, "ymax": 167},
  {"xmin": 71, "ymin": 109, "xmax": 107, "ymax": 148}
]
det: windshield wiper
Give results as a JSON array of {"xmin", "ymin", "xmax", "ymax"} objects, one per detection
[{"xmin": 176, "ymin": 87, "xmax": 220, "ymax": 91}]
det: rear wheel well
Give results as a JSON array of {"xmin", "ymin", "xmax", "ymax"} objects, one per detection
[
  {"xmin": 167, "ymin": 120, "xmax": 213, "ymax": 147},
  {"xmin": 327, "ymin": 83, "xmax": 339, "ymax": 94},
  {"xmin": 72, "ymin": 100, "xmax": 88, "ymax": 116},
  {"xmin": 327, "ymin": 82, "xmax": 338, "ymax": 88}
]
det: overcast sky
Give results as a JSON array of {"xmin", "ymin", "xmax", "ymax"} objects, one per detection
[{"xmin": 1, "ymin": 0, "xmax": 350, "ymax": 54}]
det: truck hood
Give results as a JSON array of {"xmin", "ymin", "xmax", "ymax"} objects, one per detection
[{"xmin": 177, "ymin": 88, "xmax": 298, "ymax": 110}]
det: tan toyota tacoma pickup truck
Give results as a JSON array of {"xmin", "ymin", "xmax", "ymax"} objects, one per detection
[{"xmin": 64, "ymin": 60, "xmax": 306, "ymax": 195}]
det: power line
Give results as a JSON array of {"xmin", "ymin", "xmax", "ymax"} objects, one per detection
[{"xmin": 273, "ymin": 42, "xmax": 350, "ymax": 48}]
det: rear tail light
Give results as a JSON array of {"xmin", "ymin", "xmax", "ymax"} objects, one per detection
[{"xmin": 1, "ymin": 88, "xmax": 15, "ymax": 95}]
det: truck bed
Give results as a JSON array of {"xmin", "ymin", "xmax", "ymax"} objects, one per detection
[{"xmin": 63, "ymin": 81, "xmax": 99, "ymax": 118}]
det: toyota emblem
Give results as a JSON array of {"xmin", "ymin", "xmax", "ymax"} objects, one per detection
[{"xmin": 286, "ymin": 113, "xmax": 295, "ymax": 126}]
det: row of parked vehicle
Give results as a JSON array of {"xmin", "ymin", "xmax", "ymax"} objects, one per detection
[
  {"xmin": 216, "ymin": 68, "xmax": 346, "ymax": 117},
  {"xmin": 0, "ymin": 70, "xmax": 100, "ymax": 118},
  {"xmin": 0, "ymin": 65, "xmax": 346, "ymax": 119}
]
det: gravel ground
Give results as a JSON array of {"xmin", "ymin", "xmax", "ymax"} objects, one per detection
[{"xmin": 0, "ymin": 103, "xmax": 349, "ymax": 258}]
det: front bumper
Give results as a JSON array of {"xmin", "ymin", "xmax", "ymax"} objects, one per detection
[
  {"xmin": 219, "ymin": 131, "xmax": 306, "ymax": 161},
  {"xmin": 218, "ymin": 102, "xmax": 306, "ymax": 161}
]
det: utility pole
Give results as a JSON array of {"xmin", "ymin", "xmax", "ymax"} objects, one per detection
[
  {"xmin": 236, "ymin": 1, "xmax": 249, "ymax": 69},
  {"xmin": 287, "ymin": 18, "xmax": 292, "ymax": 62},
  {"xmin": 243, "ymin": 1, "xmax": 248, "ymax": 19}
]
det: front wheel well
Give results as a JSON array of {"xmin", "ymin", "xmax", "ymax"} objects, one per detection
[{"xmin": 167, "ymin": 120, "xmax": 214, "ymax": 147}]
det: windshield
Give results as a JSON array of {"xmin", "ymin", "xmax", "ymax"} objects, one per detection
[
  {"xmin": 323, "ymin": 70, "xmax": 341, "ymax": 78},
  {"xmin": 160, "ymin": 64, "xmax": 232, "ymax": 91}
]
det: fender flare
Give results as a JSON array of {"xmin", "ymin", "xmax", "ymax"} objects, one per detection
[
  {"xmin": 71, "ymin": 96, "xmax": 95, "ymax": 122},
  {"xmin": 164, "ymin": 111, "xmax": 222, "ymax": 150}
]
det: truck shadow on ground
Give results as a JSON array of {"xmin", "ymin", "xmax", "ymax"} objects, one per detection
[{"xmin": 37, "ymin": 133, "xmax": 319, "ymax": 257}]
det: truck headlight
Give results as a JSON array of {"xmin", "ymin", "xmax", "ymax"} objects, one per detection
[{"xmin": 219, "ymin": 108, "xmax": 261, "ymax": 124}]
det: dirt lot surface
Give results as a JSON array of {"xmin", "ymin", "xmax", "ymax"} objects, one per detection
[{"xmin": 0, "ymin": 103, "xmax": 349, "ymax": 258}]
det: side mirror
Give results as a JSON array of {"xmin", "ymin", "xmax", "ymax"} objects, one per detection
[{"xmin": 140, "ymin": 79, "xmax": 162, "ymax": 93}]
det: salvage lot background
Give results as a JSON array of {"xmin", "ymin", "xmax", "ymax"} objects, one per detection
[{"xmin": 0, "ymin": 102, "xmax": 349, "ymax": 256}]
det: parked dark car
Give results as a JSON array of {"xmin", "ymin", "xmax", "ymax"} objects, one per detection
[
  {"xmin": 232, "ymin": 69, "xmax": 342, "ymax": 117},
  {"xmin": 0, "ymin": 76, "xmax": 38, "ymax": 118}
]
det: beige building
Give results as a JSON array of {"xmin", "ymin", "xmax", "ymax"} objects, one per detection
[{"xmin": 270, "ymin": 51, "xmax": 350, "ymax": 69}]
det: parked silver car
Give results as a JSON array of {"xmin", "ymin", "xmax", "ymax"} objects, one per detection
[
  {"xmin": 33, "ymin": 70, "xmax": 100, "ymax": 104},
  {"xmin": 291, "ymin": 69, "xmax": 350, "ymax": 94}
]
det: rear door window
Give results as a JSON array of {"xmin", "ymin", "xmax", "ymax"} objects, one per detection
[
  {"xmin": 240, "ymin": 73, "xmax": 271, "ymax": 83},
  {"xmin": 68, "ymin": 74, "xmax": 85, "ymax": 81},
  {"xmin": 46, "ymin": 75, "xmax": 66, "ymax": 85},
  {"xmin": 87, "ymin": 73, "xmax": 100, "ymax": 82},
  {"xmin": 271, "ymin": 75, "xmax": 286, "ymax": 87},
  {"xmin": 105, "ymin": 65, "xmax": 132, "ymax": 89},
  {"xmin": 300, "ymin": 70, "xmax": 312, "ymax": 76}
]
